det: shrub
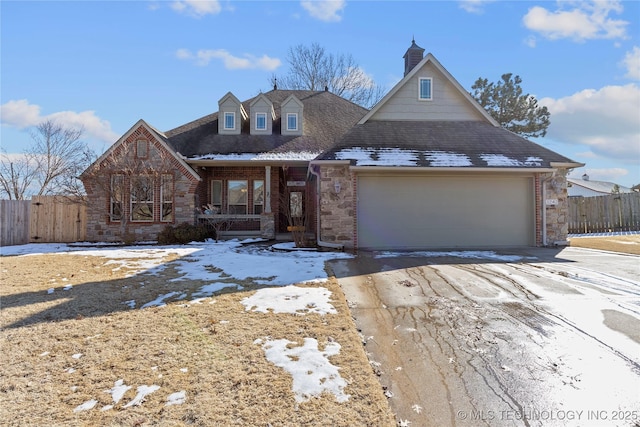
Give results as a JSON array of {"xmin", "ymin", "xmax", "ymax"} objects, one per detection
[{"xmin": 157, "ymin": 222, "xmax": 212, "ymax": 245}]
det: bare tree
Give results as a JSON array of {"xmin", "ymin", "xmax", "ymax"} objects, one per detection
[
  {"xmin": 81, "ymin": 140, "xmax": 177, "ymax": 242},
  {"xmin": 272, "ymin": 43, "xmax": 384, "ymax": 108},
  {"xmin": 0, "ymin": 152, "xmax": 38, "ymax": 200},
  {"xmin": 29, "ymin": 120, "xmax": 93, "ymax": 195}
]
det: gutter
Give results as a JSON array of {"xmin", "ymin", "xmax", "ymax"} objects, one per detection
[
  {"xmin": 349, "ymin": 166, "xmax": 556, "ymax": 173},
  {"xmin": 307, "ymin": 164, "xmax": 345, "ymax": 250}
]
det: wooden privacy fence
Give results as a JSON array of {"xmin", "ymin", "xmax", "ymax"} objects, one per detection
[
  {"xmin": 0, "ymin": 196, "xmax": 87, "ymax": 247},
  {"xmin": 568, "ymin": 192, "xmax": 640, "ymax": 234},
  {"xmin": 0, "ymin": 200, "xmax": 31, "ymax": 246}
]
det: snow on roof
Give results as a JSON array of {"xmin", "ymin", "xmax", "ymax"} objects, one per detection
[
  {"xmin": 335, "ymin": 147, "xmax": 418, "ymax": 166},
  {"xmin": 333, "ymin": 148, "xmax": 544, "ymax": 168},
  {"xmin": 189, "ymin": 151, "xmax": 321, "ymax": 161},
  {"xmin": 480, "ymin": 154, "xmax": 543, "ymax": 167}
]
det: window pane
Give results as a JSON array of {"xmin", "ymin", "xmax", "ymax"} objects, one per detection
[
  {"xmin": 256, "ymin": 113, "xmax": 266, "ymax": 130},
  {"xmin": 254, "ymin": 180, "xmax": 264, "ymax": 214},
  {"xmin": 161, "ymin": 174, "xmax": 173, "ymax": 222},
  {"xmin": 290, "ymin": 191, "xmax": 303, "ymax": 218},
  {"xmin": 228, "ymin": 180, "xmax": 247, "ymax": 214},
  {"xmin": 224, "ymin": 112, "xmax": 235, "ymax": 129},
  {"xmin": 131, "ymin": 176, "xmax": 153, "ymax": 222},
  {"xmin": 111, "ymin": 174, "xmax": 123, "ymax": 221},
  {"xmin": 419, "ymin": 78, "xmax": 432, "ymax": 100},
  {"xmin": 287, "ymin": 113, "xmax": 297, "ymax": 130},
  {"xmin": 212, "ymin": 180, "xmax": 222, "ymax": 208}
]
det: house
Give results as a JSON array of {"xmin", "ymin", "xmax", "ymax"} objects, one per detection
[
  {"xmin": 567, "ymin": 174, "xmax": 635, "ymax": 197},
  {"xmin": 81, "ymin": 89, "xmax": 367, "ymax": 243},
  {"xmin": 81, "ymin": 40, "xmax": 582, "ymax": 249}
]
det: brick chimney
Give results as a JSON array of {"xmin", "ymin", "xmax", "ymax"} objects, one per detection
[{"xmin": 404, "ymin": 38, "xmax": 425, "ymax": 76}]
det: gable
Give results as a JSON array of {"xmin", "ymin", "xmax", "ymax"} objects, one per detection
[
  {"xmin": 360, "ymin": 53, "xmax": 496, "ymax": 125},
  {"xmin": 370, "ymin": 61, "xmax": 486, "ymax": 122},
  {"xmin": 81, "ymin": 119, "xmax": 200, "ymax": 182}
]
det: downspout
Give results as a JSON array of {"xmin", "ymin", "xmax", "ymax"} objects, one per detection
[
  {"xmin": 540, "ymin": 172, "xmax": 554, "ymax": 246},
  {"xmin": 308, "ymin": 164, "xmax": 344, "ymax": 250}
]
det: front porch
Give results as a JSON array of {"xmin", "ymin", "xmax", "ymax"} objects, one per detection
[{"xmin": 193, "ymin": 164, "xmax": 316, "ymax": 241}]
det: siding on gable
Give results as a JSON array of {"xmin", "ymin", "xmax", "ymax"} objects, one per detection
[{"xmin": 370, "ymin": 62, "xmax": 485, "ymax": 121}]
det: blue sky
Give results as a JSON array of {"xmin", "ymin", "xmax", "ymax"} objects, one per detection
[{"xmin": 1, "ymin": 0, "xmax": 639, "ymax": 187}]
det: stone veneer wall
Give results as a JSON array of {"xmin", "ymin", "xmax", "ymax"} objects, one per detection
[
  {"xmin": 543, "ymin": 170, "xmax": 570, "ymax": 245},
  {"xmin": 318, "ymin": 165, "xmax": 356, "ymax": 248}
]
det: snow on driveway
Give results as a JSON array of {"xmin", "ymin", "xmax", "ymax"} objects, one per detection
[{"xmin": 330, "ymin": 247, "xmax": 640, "ymax": 426}]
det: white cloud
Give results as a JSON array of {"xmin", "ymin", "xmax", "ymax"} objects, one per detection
[
  {"xmin": 176, "ymin": 49, "xmax": 281, "ymax": 71},
  {"xmin": 0, "ymin": 99, "xmax": 118, "ymax": 144},
  {"xmin": 540, "ymin": 84, "xmax": 640, "ymax": 160},
  {"xmin": 621, "ymin": 46, "xmax": 640, "ymax": 80},
  {"xmin": 458, "ymin": 0, "xmax": 495, "ymax": 14},
  {"xmin": 523, "ymin": 1, "xmax": 628, "ymax": 42},
  {"xmin": 300, "ymin": 0, "xmax": 346, "ymax": 22},
  {"xmin": 171, "ymin": 0, "xmax": 221, "ymax": 17}
]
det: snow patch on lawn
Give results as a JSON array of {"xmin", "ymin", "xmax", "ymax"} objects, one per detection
[
  {"xmin": 241, "ymin": 286, "xmax": 337, "ymax": 315},
  {"xmin": 260, "ymin": 337, "xmax": 349, "ymax": 403}
]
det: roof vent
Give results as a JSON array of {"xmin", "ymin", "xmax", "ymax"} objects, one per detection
[
  {"xmin": 403, "ymin": 38, "xmax": 425, "ymax": 76},
  {"xmin": 582, "ymin": 173, "xmax": 589, "ymax": 181}
]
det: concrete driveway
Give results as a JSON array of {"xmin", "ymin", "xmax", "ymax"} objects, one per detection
[{"xmin": 327, "ymin": 247, "xmax": 640, "ymax": 427}]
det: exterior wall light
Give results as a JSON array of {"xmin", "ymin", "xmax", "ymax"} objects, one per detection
[{"xmin": 334, "ymin": 181, "xmax": 341, "ymax": 194}]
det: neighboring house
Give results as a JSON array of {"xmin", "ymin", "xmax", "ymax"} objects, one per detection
[
  {"xmin": 81, "ymin": 40, "xmax": 582, "ymax": 249},
  {"xmin": 567, "ymin": 174, "xmax": 635, "ymax": 197}
]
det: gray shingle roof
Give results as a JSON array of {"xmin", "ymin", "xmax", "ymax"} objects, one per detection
[
  {"xmin": 164, "ymin": 90, "xmax": 368, "ymax": 159},
  {"xmin": 317, "ymin": 120, "xmax": 579, "ymax": 168}
]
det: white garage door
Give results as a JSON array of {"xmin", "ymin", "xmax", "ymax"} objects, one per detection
[{"xmin": 357, "ymin": 174, "xmax": 534, "ymax": 250}]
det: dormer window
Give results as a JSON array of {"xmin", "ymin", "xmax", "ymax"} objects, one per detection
[
  {"xmin": 286, "ymin": 113, "xmax": 298, "ymax": 131},
  {"xmin": 255, "ymin": 113, "xmax": 267, "ymax": 130},
  {"xmin": 218, "ymin": 92, "xmax": 245, "ymax": 135},
  {"xmin": 280, "ymin": 94, "xmax": 303, "ymax": 136},
  {"xmin": 224, "ymin": 112, "xmax": 235, "ymax": 130},
  {"xmin": 419, "ymin": 78, "xmax": 432, "ymax": 101}
]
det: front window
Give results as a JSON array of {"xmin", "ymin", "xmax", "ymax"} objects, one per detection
[
  {"xmin": 224, "ymin": 112, "xmax": 235, "ymax": 130},
  {"xmin": 228, "ymin": 180, "xmax": 247, "ymax": 214},
  {"xmin": 130, "ymin": 175, "xmax": 154, "ymax": 222},
  {"xmin": 419, "ymin": 78, "xmax": 432, "ymax": 100},
  {"xmin": 161, "ymin": 174, "xmax": 173, "ymax": 222},
  {"xmin": 286, "ymin": 113, "xmax": 298, "ymax": 131},
  {"xmin": 110, "ymin": 174, "xmax": 124, "ymax": 221},
  {"xmin": 255, "ymin": 113, "xmax": 267, "ymax": 130},
  {"xmin": 253, "ymin": 180, "xmax": 264, "ymax": 214}
]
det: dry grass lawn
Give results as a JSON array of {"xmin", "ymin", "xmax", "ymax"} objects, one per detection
[
  {"xmin": 0, "ymin": 251, "xmax": 395, "ymax": 426},
  {"xmin": 568, "ymin": 233, "xmax": 640, "ymax": 255}
]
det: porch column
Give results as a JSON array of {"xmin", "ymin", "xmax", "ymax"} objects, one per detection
[{"xmin": 265, "ymin": 166, "xmax": 272, "ymax": 213}]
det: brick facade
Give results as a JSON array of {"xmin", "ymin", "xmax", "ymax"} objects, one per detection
[{"xmin": 83, "ymin": 125, "xmax": 200, "ymax": 243}]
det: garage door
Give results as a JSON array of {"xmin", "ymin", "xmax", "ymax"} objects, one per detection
[{"xmin": 357, "ymin": 175, "xmax": 534, "ymax": 250}]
